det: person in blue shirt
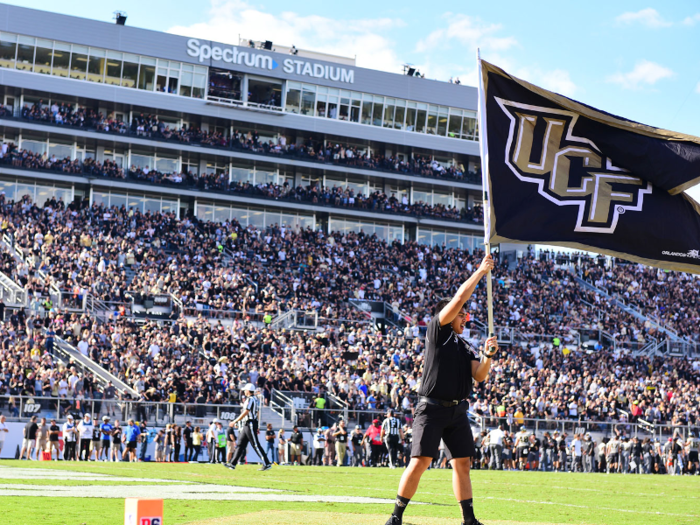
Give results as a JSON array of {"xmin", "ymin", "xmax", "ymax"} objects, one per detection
[
  {"xmin": 99, "ymin": 416, "xmax": 114, "ymax": 461},
  {"xmin": 123, "ymin": 419, "xmax": 141, "ymax": 462}
]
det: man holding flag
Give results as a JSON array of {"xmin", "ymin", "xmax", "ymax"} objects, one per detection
[{"xmin": 385, "ymin": 254, "xmax": 498, "ymax": 525}]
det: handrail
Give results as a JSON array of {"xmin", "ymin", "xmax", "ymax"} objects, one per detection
[{"xmin": 47, "ymin": 330, "xmax": 138, "ymax": 398}]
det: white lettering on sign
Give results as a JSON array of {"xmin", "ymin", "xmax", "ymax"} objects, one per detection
[{"xmin": 185, "ymin": 39, "xmax": 354, "ymax": 83}]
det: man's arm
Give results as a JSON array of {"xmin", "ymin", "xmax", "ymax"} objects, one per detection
[
  {"xmin": 232, "ymin": 409, "xmax": 250, "ymax": 425},
  {"xmin": 438, "ymin": 255, "xmax": 494, "ymax": 326},
  {"xmin": 472, "ymin": 336, "xmax": 498, "ymax": 382}
]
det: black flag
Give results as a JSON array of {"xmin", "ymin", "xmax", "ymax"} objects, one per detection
[{"xmin": 479, "ymin": 60, "xmax": 700, "ymax": 273}]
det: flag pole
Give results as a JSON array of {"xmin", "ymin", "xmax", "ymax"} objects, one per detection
[{"xmin": 476, "ymin": 49, "xmax": 495, "ymax": 352}]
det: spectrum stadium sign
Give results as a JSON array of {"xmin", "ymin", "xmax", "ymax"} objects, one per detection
[{"xmin": 186, "ymin": 39, "xmax": 355, "ymax": 84}]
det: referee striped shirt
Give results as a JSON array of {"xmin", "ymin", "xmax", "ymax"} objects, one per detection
[
  {"xmin": 244, "ymin": 395, "xmax": 260, "ymax": 423},
  {"xmin": 382, "ymin": 417, "xmax": 401, "ymax": 437}
]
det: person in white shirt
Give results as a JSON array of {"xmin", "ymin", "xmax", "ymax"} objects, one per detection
[
  {"xmin": 77, "ymin": 414, "xmax": 94, "ymax": 461},
  {"xmin": 77, "ymin": 339, "xmax": 89, "ymax": 357},
  {"xmin": 0, "ymin": 415, "xmax": 8, "ymax": 456},
  {"xmin": 62, "ymin": 415, "xmax": 77, "ymax": 460},
  {"xmin": 487, "ymin": 425, "xmax": 506, "ymax": 470}
]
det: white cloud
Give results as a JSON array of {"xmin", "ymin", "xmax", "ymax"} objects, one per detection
[
  {"xmin": 615, "ymin": 8, "xmax": 672, "ymax": 28},
  {"xmin": 682, "ymin": 13, "xmax": 700, "ymax": 26},
  {"xmin": 606, "ymin": 60, "xmax": 674, "ymax": 89},
  {"xmin": 416, "ymin": 14, "xmax": 517, "ymax": 54},
  {"xmin": 167, "ymin": 0, "xmax": 404, "ymax": 73}
]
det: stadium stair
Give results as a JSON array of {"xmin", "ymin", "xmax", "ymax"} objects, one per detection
[{"xmin": 46, "ymin": 330, "xmax": 139, "ymax": 398}]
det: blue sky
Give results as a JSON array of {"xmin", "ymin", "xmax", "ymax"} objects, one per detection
[{"xmin": 9, "ymin": 0, "xmax": 700, "ymax": 200}]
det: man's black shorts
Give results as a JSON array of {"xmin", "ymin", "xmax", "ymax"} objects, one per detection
[
  {"xmin": 411, "ymin": 400, "xmax": 474, "ymax": 460},
  {"xmin": 126, "ymin": 441, "xmax": 137, "ymax": 451}
]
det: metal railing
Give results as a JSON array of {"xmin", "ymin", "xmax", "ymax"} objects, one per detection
[{"xmin": 0, "ymin": 270, "xmax": 26, "ymax": 305}]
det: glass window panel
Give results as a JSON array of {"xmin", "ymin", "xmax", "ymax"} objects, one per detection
[
  {"xmin": 285, "ymin": 87, "xmax": 300, "ymax": 113},
  {"xmin": 432, "ymin": 232, "xmax": 446, "ymax": 246},
  {"xmin": 21, "ymin": 140, "xmax": 47, "ymax": 156},
  {"xmin": 416, "ymin": 109, "xmax": 427, "ymax": 133},
  {"xmin": 156, "ymin": 157, "xmax": 178, "ymax": 173},
  {"xmin": 130, "ymin": 154, "xmax": 154, "ymax": 170},
  {"xmin": 16, "ymin": 183, "xmax": 35, "ymax": 202},
  {"xmin": 264, "ymin": 211, "xmax": 281, "ymax": 228},
  {"xmin": 287, "ymin": 81, "xmax": 301, "ymax": 90},
  {"xmin": 110, "ymin": 193, "xmax": 127, "ymax": 209},
  {"xmin": 462, "ymin": 116, "xmax": 477, "ymax": 140},
  {"xmin": 433, "ymin": 192, "xmax": 451, "ymax": 206},
  {"xmin": 317, "ymin": 86, "xmax": 328, "ymax": 94},
  {"xmin": 347, "ymin": 181, "xmax": 366, "ymax": 196},
  {"xmin": 180, "ymin": 71, "xmax": 193, "ymax": 91},
  {"xmin": 53, "ymin": 187, "xmax": 72, "ymax": 204},
  {"xmin": 192, "ymin": 74, "xmax": 206, "ymax": 99},
  {"xmin": 280, "ymin": 214, "xmax": 296, "ymax": 228},
  {"xmin": 315, "ymin": 97, "xmax": 326, "ymax": 118},
  {"xmin": 137, "ymin": 64, "xmax": 155, "ymax": 90},
  {"xmin": 121, "ymin": 61, "xmax": 138, "ymax": 88},
  {"xmin": 35, "ymin": 185, "xmax": 52, "ymax": 206},
  {"xmin": 389, "ymin": 226, "xmax": 404, "ymax": 243},
  {"xmin": 212, "ymin": 206, "xmax": 229, "ymax": 223},
  {"xmin": 302, "ymin": 84, "xmax": 316, "ymax": 92},
  {"xmin": 437, "ymin": 114, "xmax": 448, "ymax": 136},
  {"xmin": 374, "ymin": 225, "xmax": 387, "ymax": 241},
  {"xmin": 230, "ymin": 167, "xmax": 253, "ymax": 183},
  {"xmin": 48, "ymin": 143, "xmax": 73, "ymax": 159},
  {"xmin": 196, "ymin": 204, "xmax": 213, "ymax": 222},
  {"xmin": 140, "ymin": 56, "xmax": 156, "ymax": 66},
  {"xmin": 327, "ymin": 98, "xmax": 338, "ymax": 119},
  {"xmin": 51, "ymin": 46, "xmax": 70, "ymax": 77},
  {"xmin": 361, "ymin": 100, "xmax": 372, "ymax": 125},
  {"xmin": 0, "ymin": 39, "xmax": 16, "ymax": 69},
  {"xmin": 127, "ymin": 195, "xmax": 145, "ymax": 212},
  {"xmin": 405, "ymin": 107, "xmax": 417, "ymax": 132},
  {"xmin": 144, "ymin": 198, "xmax": 161, "ymax": 213},
  {"xmin": 181, "ymin": 63, "xmax": 194, "ymax": 72},
  {"xmin": 383, "ymin": 104, "xmax": 395, "ymax": 128},
  {"xmin": 339, "ymin": 100, "xmax": 349, "ymax": 121},
  {"xmin": 249, "ymin": 210, "xmax": 264, "ymax": 229},
  {"xmin": 104, "ymin": 58, "xmax": 121, "ymax": 85},
  {"xmin": 230, "ymin": 207, "xmax": 248, "ymax": 226},
  {"xmin": 393, "ymin": 106, "xmax": 405, "ymax": 130},
  {"xmin": 105, "ymin": 50, "xmax": 122, "ymax": 60},
  {"xmin": 300, "ymin": 90, "xmax": 315, "ymax": 115},
  {"xmin": 350, "ymin": 102, "xmax": 360, "ymax": 123},
  {"xmin": 92, "ymin": 191, "xmax": 109, "ymax": 207},
  {"xmin": 123, "ymin": 53, "xmax": 139, "ymax": 63},
  {"xmin": 69, "ymin": 51, "xmax": 88, "ymax": 80},
  {"xmin": 448, "ymin": 114, "xmax": 461, "ymax": 138},
  {"xmin": 300, "ymin": 216, "xmax": 314, "ymax": 230},
  {"xmin": 161, "ymin": 199, "xmax": 178, "ymax": 213},
  {"xmin": 15, "ymin": 43, "xmax": 34, "ymax": 71},
  {"xmin": 0, "ymin": 180, "xmax": 16, "ymax": 201},
  {"xmin": 33, "ymin": 46, "xmax": 52, "ymax": 74},
  {"xmin": 372, "ymin": 101, "xmax": 384, "ymax": 126},
  {"xmin": 426, "ymin": 112, "xmax": 438, "ymax": 135},
  {"xmin": 412, "ymin": 190, "xmax": 430, "ymax": 205}
]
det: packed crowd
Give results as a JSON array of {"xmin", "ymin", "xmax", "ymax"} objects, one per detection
[
  {"xmin": 0, "ymin": 194, "xmax": 697, "ymax": 433},
  {"xmin": 581, "ymin": 261, "xmax": 700, "ymax": 341},
  {"xmin": 0, "ymin": 141, "xmax": 482, "ymax": 225},
  {"xmin": 15, "ymin": 102, "xmax": 480, "ymax": 182}
]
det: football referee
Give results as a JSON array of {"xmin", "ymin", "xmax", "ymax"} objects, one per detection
[
  {"xmin": 227, "ymin": 383, "xmax": 272, "ymax": 471},
  {"xmin": 385, "ymin": 254, "xmax": 498, "ymax": 525},
  {"xmin": 381, "ymin": 409, "xmax": 404, "ymax": 468}
]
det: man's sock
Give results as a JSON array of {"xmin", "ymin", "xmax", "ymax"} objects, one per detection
[
  {"xmin": 393, "ymin": 495, "xmax": 411, "ymax": 520},
  {"xmin": 459, "ymin": 498, "xmax": 475, "ymax": 524}
]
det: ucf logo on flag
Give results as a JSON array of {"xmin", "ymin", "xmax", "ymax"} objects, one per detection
[{"xmin": 479, "ymin": 60, "xmax": 700, "ymax": 273}]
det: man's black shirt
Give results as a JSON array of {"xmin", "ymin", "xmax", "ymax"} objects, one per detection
[
  {"xmin": 417, "ymin": 316, "xmax": 480, "ymax": 401},
  {"xmin": 24, "ymin": 421, "xmax": 38, "ymax": 440},
  {"xmin": 183, "ymin": 426, "xmax": 193, "ymax": 443},
  {"xmin": 49, "ymin": 424, "xmax": 60, "ymax": 442},
  {"xmin": 290, "ymin": 430, "xmax": 303, "ymax": 444},
  {"xmin": 226, "ymin": 427, "xmax": 237, "ymax": 442},
  {"xmin": 266, "ymin": 430, "xmax": 275, "ymax": 443},
  {"xmin": 351, "ymin": 432, "xmax": 363, "ymax": 446}
]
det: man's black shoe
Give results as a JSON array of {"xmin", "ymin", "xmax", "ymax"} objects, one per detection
[
  {"xmin": 258, "ymin": 464, "xmax": 272, "ymax": 471},
  {"xmin": 462, "ymin": 520, "xmax": 485, "ymax": 525},
  {"xmin": 384, "ymin": 515, "xmax": 401, "ymax": 525},
  {"xmin": 224, "ymin": 463, "xmax": 235, "ymax": 470}
]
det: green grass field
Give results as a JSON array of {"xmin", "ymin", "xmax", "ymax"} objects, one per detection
[{"xmin": 0, "ymin": 460, "xmax": 697, "ymax": 525}]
